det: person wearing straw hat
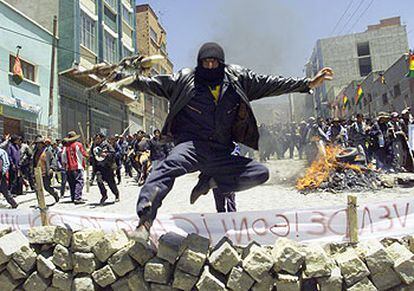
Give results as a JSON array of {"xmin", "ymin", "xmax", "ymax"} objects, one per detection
[{"xmin": 62, "ymin": 131, "xmax": 88, "ymax": 204}]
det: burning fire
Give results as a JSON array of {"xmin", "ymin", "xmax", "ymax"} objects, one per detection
[{"xmin": 296, "ymin": 146, "xmax": 362, "ymax": 191}]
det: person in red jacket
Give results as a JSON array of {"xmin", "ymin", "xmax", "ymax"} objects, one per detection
[{"xmin": 62, "ymin": 131, "xmax": 88, "ymax": 204}]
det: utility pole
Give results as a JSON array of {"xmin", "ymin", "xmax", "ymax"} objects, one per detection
[{"xmin": 48, "ymin": 15, "xmax": 58, "ymax": 138}]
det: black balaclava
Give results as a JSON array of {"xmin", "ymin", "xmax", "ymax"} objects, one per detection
[{"xmin": 195, "ymin": 42, "xmax": 225, "ymax": 86}]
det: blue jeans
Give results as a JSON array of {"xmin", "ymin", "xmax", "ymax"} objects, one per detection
[{"xmin": 137, "ymin": 141, "xmax": 268, "ymax": 221}]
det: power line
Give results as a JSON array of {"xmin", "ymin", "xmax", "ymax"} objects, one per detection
[
  {"xmin": 337, "ymin": 0, "xmax": 367, "ymax": 35},
  {"xmin": 331, "ymin": 0, "xmax": 355, "ymax": 35},
  {"xmin": 346, "ymin": 0, "xmax": 375, "ymax": 34}
]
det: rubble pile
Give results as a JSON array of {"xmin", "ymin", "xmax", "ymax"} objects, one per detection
[
  {"xmin": 297, "ymin": 146, "xmax": 382, "ymax": 193},
  {"xmin": 0, "ymin": 226, "xmax": 413, "ymax": 290}
]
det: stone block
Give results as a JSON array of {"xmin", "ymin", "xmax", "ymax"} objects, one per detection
[
  {"xmin": 180, "ymin": 233, "xmax": 210, "ymax": 255},
  {"xmin": 91, "ymin": 265, "xmax": 117, "ymax": 288},
  {"xmin": 242, "ymin": 245, "xmax": 273, "ymax": 283},
  {"xmin": 144, "ymin": 257, "xmax": 172, "ymax": 284},
  {"xmin": 51, "ymin": 269, "xmax": 72, "ymax": 291},
  {"xmin": 0, "ymin": 226, "xmax": 12, "ymax": 238},
  {"xmin": 251, "ymin": 272, "xmax": 275, "ymax": 291},
  {"xmin": 0, "ymin": 230, "xmax": 29, "ymax": 265},
  {"xmin": 150, "ymin": 283, "xmax": 175, "ymax": 290},
  {"xmin": 127, "ymin": 268, "xmax": 150, "ymax": 291},
  {"xmin": 52, "ymin": 244, "xmax": 72, "ymax": 271},
  {"xmin": 227, "ymin": 266, "xmax": 254, "ymax": 291},
  {"xmin": 157, "ymin": 232, "xmax": 186, "ymax": 264},
  {"xmin": 275, "ymin": 273, "xmax": 301, "ymax": 291},
  {"xmin": 37, "ymin": 255, "xmax": 56, "ymax": 279},
  {"xmin": 28, "ymin": 226, "xmax": 56, "ymax": 245},
  {"xmin": 176, "ymin": 248, "xmax": 206, "ymax": 276},
  {"xmin": 241, "ymin": 241, "xmax": 261, "ymax": 259},
  {"xmin": 272, "ymin": 238, "xmax": 305, "ymax": 275},
  {"xmin": 386, "ymin": 242, "xmax": 414, "ymax": 285},
  {"xmin": 72, "ymin": 252, "xmax": 97, "ymax": 274},
  {"xmin": 23, "ymin": 271, "xmax": 50, "ymax": 291},
  {"xmin": 53, "ymin": 226, "xmax": 72, "ymax": 248},
  {"xmin": 71, "ymin": 229, "xmax": 104, "ymax": 252},
  {"xmin": 196, "ymin": 266, "xmax": 227, "ymax": 291},
  {"xmin": 0, "ymin": 270, "xmax": 22, "ymax": 291},
  {"xmin": 12, "ymin": 245, "xmax": 37, "ymax": 273},
  {"xmin": 370, "ymin": 267, "xmax": 401, "ymax": 291},
  {"xmin": 107, "ymin": 244, "xmax": 135, "ymax": 277},
  {"xmin": 92, "ymin": 230, "xmax": 129, "ymax": 262},
  {"xmin": 128, "ymin": 239, "xmax": 156, "ymax": 265},
  {"xmin": 172, "ymin": 268, "xmax": 198, "ymax": 291},
  {"xmin": 409, "ymin": 235, "xmax": 414, "ymax": 253},
  {"xmin": 357, "ymin": 240, "xmax": 393, "ymax": 275},
  {"xmin": 303, "ymin": 244, "xmax": 333, "ymax": 278},
  {"xmin": 316, "ymin": 265, "xmax": 343, "ymax": 291},
  {"xmin": 7, "ymin": 259, "xmax": 27, "ymax": 280},
  {"xmin": 335, "ymin": 249, "xmax": 370, "ymax": 287},
  {"xmin": 111, "ymin": 276, "xmax": 129, "ymax": 291},
  {"xmin": 72, "ymin": 276, "xmax": 95, "ymax": 291},
  {"xmin": 208, "ymin": 240, "xmax": 240, "ymax": 275},
  {"xmin": 347, "ymin": 277, "xmax": 377, "ymax": 291}
]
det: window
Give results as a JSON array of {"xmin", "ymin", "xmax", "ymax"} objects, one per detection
[
  {"xmin": 150, "ymin": 27, "xmax": 158, "ymax": 43},
  {"xmin": 122, "ymin": 6, "xmax": 133, "ymax": 26},
  {"xmin": 359, "ymin": 57, "xmax": 372, "ymax": 77},
  {"xmin": 122, "ymin": 46, "xmax": 133, "ymax": 57},
  {"xmin": 9, "ymin": 55, "xmax": 36, "ymax": 82},
  {"xmin": 393, "ymin": 84, "xmax": 401, "ymax": 98},
  {"xmin": 104, "ymin": 32, "xmax": 117, "ymax": 63},
  {"xmin": 80, "ymin": 11, "xmax": 96, "ymax": 52},
  {"xmin": 357, "ymin": 42, "xmax": 370, "ymax": 57},
  {"xmin": 382, "ymin": 93, "xmax": 388, "ymax": 105},
  {"xmin": 160, "ymin": 42, "xmax": 167, "ymax": 55},
  {"xmin": 104, "ymin": 6, "xmax": 117, "ymax": 32}
]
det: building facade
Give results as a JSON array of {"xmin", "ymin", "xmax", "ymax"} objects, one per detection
[
  {"xmin": 136, "ymin": 4, "xmax": 173, "ymax": 133},
  {"xmin": 5, "ymin": 0, "xmax": 139, "ymax": 137},
  {"xmin": 306, "ymin": 17, "xmax": 409, "ymax": 117},
  {"xmin": 0, "ymin": 0, "xmax": 59, "ymax": 140}
]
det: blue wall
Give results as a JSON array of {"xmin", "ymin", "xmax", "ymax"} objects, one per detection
[{"xmin": 0, "ymin": 1, "xmax": 59, "ymax": 128}]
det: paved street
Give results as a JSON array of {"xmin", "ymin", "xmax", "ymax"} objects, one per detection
[{"xmin": 3, "ymin": 159, "xmax": 413, "ymax": 216}]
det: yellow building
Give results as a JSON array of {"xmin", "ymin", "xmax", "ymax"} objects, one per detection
[{"xmin": 136, "ymin": 4, "xmax": 173, "ymax": 133}]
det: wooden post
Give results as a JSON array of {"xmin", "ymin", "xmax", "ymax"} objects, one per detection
[
  {"xmin": 48, "ymin": 15, "xmax": 58, "ymax": 137},
  {"xmin": 34, "ymin": 167, "xmax": 48, "ymax": 226},
  {"xmin": 347, "ymin": 195, "xmax": 358, "ymax": 244},
  {"xmin": 78, "ymin": 122, "xmax": 90, "ymax": 193}
]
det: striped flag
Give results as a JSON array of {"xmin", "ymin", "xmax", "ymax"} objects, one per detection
[
  {"xmin": 12, "ymin": 56, "xmax": 24, "ymax": 85},
  {"xmin": 355, "ymin": 84, "xmax": 364, "ymax": 105},
  {"xmin": 407, "ymin": 53, "xmax": 414, "ymax": 78},
  {"xmin": 342, "ymin": 94, "xmax": 349, "ymax": 110}
]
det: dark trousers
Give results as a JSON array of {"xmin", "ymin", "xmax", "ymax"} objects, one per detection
[
  {"xmin": 9, "ymin": 168, "xmax": 23, "ymax": 195},
  {"xmin": 0, "ymin": 174, "xmax": 17, "ymax": 207},
  {"xmin": 96, "ymin": 168, "xmax": 119, "ymax": 198},
  {"xmin": 21, "ymin": 165, "xmax": 35, "ymax": 191},
  {"xmin": 42, "ymin": 174, "xmax": 58, "ymax": 200},
  {"xmin": 137, "ymin": 141, "xmax": 269, "ymax": 221},
  {"xmin": 67, "ymin": 170, "xmax": 84, "ymax": 201},
  {"xmin": 213, "ymin": 188, "xmax": 236, "ymax": 213},
  {"xmin": 60, "ymin": 170, "xmax": 67, "ymax": 196}
]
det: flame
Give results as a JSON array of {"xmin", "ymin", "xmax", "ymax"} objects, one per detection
[{"xmin": 296, "ymin": 146, "xmax": 362, "ymax": 191}]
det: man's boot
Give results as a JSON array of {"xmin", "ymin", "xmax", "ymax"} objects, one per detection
[{"xmin": 190, "ymin": 173, "xmax": 216, "ymax": 204}]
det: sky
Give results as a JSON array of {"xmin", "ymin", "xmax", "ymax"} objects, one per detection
[{"xmin": 136, "ymin": 0, "xmax": 414, "ymax": 78}]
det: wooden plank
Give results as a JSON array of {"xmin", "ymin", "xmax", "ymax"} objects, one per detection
[
  {"xmin": 34, "ymin": 167, "xmax": 48, "ymax": 226},
  {"xmin": 347, "ymin": 195, "xmax": 358, "ymax": 244}
]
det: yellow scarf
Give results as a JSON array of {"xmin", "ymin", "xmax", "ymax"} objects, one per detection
[{"xmin": 209, "ymin": 85, "xmax": 221, "ymax": 104}]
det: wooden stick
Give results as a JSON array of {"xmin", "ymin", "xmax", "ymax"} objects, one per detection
[
  {"xmin": 347, "ymin": 195, "xmax": 358, "ymax": 244},
  {"xmin": 78, "ymin": 122, "xmax": 90, "ymax": 193},
  {"xmin": 34, "ymin": 167, "xmax": 48, "ymax": 226}
]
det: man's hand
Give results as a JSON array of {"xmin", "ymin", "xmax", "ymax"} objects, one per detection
[{"xmin": 309, "ymin": 67, "xmax": 334, "ymax": 89}]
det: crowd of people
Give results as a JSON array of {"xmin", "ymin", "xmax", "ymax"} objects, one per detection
[{"xmin": 257, "ymin": 107, "xmax": 414, "ymax": 172}]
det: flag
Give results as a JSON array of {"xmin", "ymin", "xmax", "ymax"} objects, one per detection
[
  {"xmin": 407, "ymin": 53, "xmax": 414, "ymax": 78},
  {"xmin": 355, "ymin": 84, "xmax": 364, "ymax": 105},
  {"xmin": 12, "ymin": 56, "xmax": 24, "ymax": 85},
  {"xmin": 379, "ymin": 73, "xmax": 386, "ymax": 84},
  {"xmin": 342, "ymin": 94, "xmax": 349, "ymax": 110}
]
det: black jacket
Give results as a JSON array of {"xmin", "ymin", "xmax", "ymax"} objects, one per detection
[{"xmin": 131, "ymin": 65, "xmax": 311, "ymax": 150}]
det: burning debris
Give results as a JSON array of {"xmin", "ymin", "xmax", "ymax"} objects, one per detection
[{"xmin": 296, "ymin": 146, "xmax": 382, "ymax": 193}]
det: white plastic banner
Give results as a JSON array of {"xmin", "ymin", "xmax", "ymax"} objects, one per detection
[{"xmin": 0, "ymin": 197, "xmax": 412, "ymax": 245}]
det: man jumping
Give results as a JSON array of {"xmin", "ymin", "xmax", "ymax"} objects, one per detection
[{"xmin": 128, "ymin": 42, "xmax": 333, "ymax": 239}]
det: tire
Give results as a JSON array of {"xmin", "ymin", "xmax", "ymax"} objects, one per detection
[{"xmin": 336, "ymin": 147, "xmax": 358, "ymax": 163}]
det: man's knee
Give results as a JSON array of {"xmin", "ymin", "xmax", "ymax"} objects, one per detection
[{"xmin": 255, "ymin": 164, "xmax": 269, "ymax": 184}]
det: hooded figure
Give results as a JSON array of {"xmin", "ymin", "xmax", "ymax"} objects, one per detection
[{"xmin": 127, "ymin": 42, "xmax": 333, "ymax": 240}]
